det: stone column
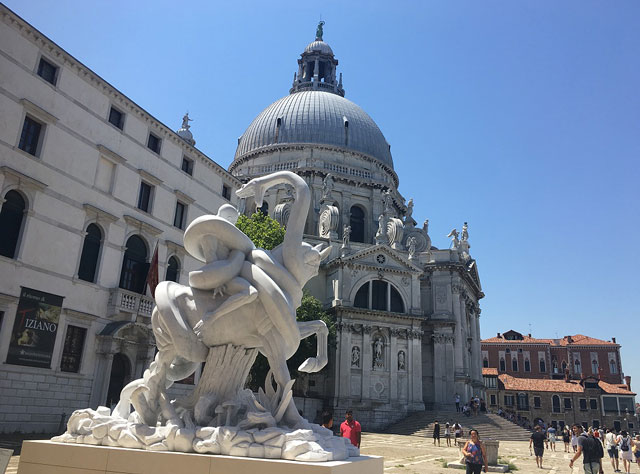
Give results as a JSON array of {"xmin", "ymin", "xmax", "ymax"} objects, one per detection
[
  {"xmin": 336, "ymin": 323, "xmax": 352, "ymax": 402},
  {"xmin": 362, "ymin": 325, "xmax": 372, "ymax": 400},
  {"xmin": 432, "ymin": 332, "xmax": 447, "ymax": 406},
  {"xmin": 452, "ymin": 286, "xmax": 464, "ymax": 378},
  {"xmin": 409, "ymin": 330, "xmax": 424, "ymax": 409},
  {"xmin": 390, "ymin": 329, "xmax": 398, "ymax": 400}
]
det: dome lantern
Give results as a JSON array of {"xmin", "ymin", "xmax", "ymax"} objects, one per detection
[{"xmin": 290, "ymin": 22, "xmax": 344, "ymax": 97}]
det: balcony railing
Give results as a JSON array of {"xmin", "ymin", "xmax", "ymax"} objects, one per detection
[{"xmin": 109, "ymin": 288, "xmax": 155, "ymax": 318}]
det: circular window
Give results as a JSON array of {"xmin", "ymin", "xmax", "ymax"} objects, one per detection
[{"xmin": 376, "ymin": 254, "xmax": 386, "ymax": 264}]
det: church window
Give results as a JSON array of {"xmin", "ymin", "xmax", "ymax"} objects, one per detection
[
  {"xmin": 108, "ymin": 106, "xmax": 124, "ymax": 130},
  {"xmin": 166, "ymin": 256, "xmax": 180, "ymax": 283},
  {"xmin": 37, "ymin": 57, "xmax": 58, "ymax": 85},
  {"xmin": 552, "ymin": 395, "xmax": 561, "ymax": 413},
  {"xmin": 147, "ymin": 132, "xmax": 161, "ymax": 154},
  {"xmin": 137, "ymin": 182, "xmax": 153, "ymax": 213},
  {"xmin": 78, "ymin": 223, "xmax": 102, "ymax": 282},
  {"xmin": 0, "ymin": 190, "xmax": 26, "ymax": 259},
  {"xmin": 349, "ymin": 206, "xmax": 365, "ymax": 243},
  {"xmin": 119, "ymin": 235, "xmax": 149, "ymax": 294},
  {"xmin": 19, "ymin": 115, "xmax": 44, "ymax": 156},
  {"xmin": 524, "ymin": 358, "xmax": 530, "ymax": 372},
  {"xmin": 60, "ymin": 325, "xmax": 87, "ymax": 373},
  {"xmin": 499, "ymin": 358, "xmax": 506, "ymax": 372},
  {"xmin": 512, "ymin": 358, "xmax": 518, "ymax": 371},
  {"xmin": 352, "ymin": 280, "xmax": 405, "ymax": 313}
]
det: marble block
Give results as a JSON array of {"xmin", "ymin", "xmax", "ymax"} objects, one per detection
[{"xmin": 17, "ymin": 440, "xmax": 383, "ymax": 474}]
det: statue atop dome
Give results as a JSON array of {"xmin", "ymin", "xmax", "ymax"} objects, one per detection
[
  {"xmin": 177, "ymin": 112, "xmax": 195, "ymax": 146},
  {"xmin": 181, "ymin": 112, "xmax": 193, "ymax": 130},
  {"xmin": 316, "ymin": 20, "xmax": 325, "ymax": 41}
]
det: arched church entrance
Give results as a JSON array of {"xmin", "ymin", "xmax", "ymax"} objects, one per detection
[{"xmin": 106, "ymin": 353, "xmax": 131, "ymax": 407}]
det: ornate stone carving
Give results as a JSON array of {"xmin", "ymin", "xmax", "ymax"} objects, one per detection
[
  {"xmin": 387, "ymin": 217, "xmax": 404, "ymax": 250},
  {"xmin": 447, "ymin": 228, "xmax": 460, "ymax": 250},
  {"xmin": 362, "ymin": 325, "xmax": 372, "ymax": 334},
  {"xmin": 318, "ymin": 203, "xmax": 339, "ymax": 239},
  {"xmin": 397, "ymin": 350, "xmax": 406, "ymax": 370},
  {"xmin": 407, "ymin": 236, "xmax": 416, "ymax": 260},
  {"xmin": 373, "ymin": 337, "xmax": 384, "ymax": 369},
  {"xmin": 351, "ymin": 346, "xmax": 361, "ymax": 368},
  {"xmin": 273, "ymin": 188, "xmax": 294, "ymax": 227},
  {"xmin": 53, "ymin": 171, "xmax": 357, "ymax": 462},
  {"xmin": 401, "ymin": 276, "xmax": 410, "ymax": 286},
  {"xmin": 431, "ymin": 333, "xmax": 455, "ymax": 344},
  {"xmin": 409, "ymin": 330, "xmax": 423, "ymax": 340}
]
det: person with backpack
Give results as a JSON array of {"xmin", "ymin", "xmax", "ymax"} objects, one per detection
[
  {"xmin": 569, "ymin": 423, "xmax": 604, "ymax": 474},
  {"xmin": 604, "ymin": 428, "xmax": 620, "ymax": 473},
  {"xmin": 617, "ymin": 430, "xmax": 633, "ymax": 474}
]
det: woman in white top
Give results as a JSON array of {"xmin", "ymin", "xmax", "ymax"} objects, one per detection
[
  {"xmin": 444, "ymin": 422, "xmax": 452, "ymax": 447},
  {"xmin": 618, "ymin": 430, "xmax": 633, "ymax": 474},
  {"xmin": 570, "ymin": 431, "xmax": 579, "ymax": 452}
]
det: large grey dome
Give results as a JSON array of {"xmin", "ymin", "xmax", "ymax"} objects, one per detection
[{"xmin": 233, "ymin": 91, "xmax": 393, "ymax": 168}]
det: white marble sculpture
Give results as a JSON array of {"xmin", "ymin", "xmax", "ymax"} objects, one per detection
[{"xmin": 53, "ymin": 171, "xmax": 359, "ymax": 462}]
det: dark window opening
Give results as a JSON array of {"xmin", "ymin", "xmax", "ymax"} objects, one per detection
[
  {"xmin": 552, "ymin": 395, "xmax": 561, "ymax": 413},
  {"xmin": 534, "ymin": 396, "xmax": 541, "ymax": 408},
  {"xmin": 390, "ymin": 286, "xmax": 404, "ymax": 313},
  {"xmin": 517, "ymin": 393, "xmax": 529, "ymax": 410},
  {"xmin": 147, "ymin": 133, "xmax": 161, "ymax": 153},
  {"xmin": 258, "ymin": 202, "xmax": 268, "ymax": 215},
  {"xmin": 490, "ymin": 394, "xmax": 496, "ymax": 406},
  {"xmin": 78, "ymin": 223, "xmax": 102, "ymax": 282},
  {"xmin": 222, "ymin": 184, "xmax": 231, "ymax": 200},
  {"xmin": 174, "ymin": 202, "xmax": 186, "ymax": 229},
  {"xmin": 540, "ymin": 359, "xmax": 546, "ymax": 372},
  {"xmin": 354, "ymin": 282, "xmax": 369, "ymax": 308},
  {"xmin": 181, "ymin": 156, "xmax": 193, "ymax": 175},
  {"xmin": 524, "ymin": 359, "xmax": 531, "ymax": 372},
  {"xmin": 590, "ymin": 399, "xmax": 598, "ymax": 410},
  {"xmin": 349, "ymin": 206, "xmax": 365, "ymax": 243},
  {"xmin": 579, "ymin": 399, "xmax": 587, "ymax": 411},
  {"xmin": 371, "ymin": 280, "xmax": 386, "ymax": 311},
  {"xmin": 0, "ymin": 190, "xmax": 26, "ymax": 259},
  {"xmin": 499, "ymin": 358, "xmax": 506, "ymax": 372},
  {"xmin": 504, "ymin": 395, "xmax": 514, "ymax": 407},
  {"xmin": 119, "ymin": 235, "xmax": 148, "ymax": 294},
  {"xmin": 37, "ymin": 57, "xmax": 58, "ymax": 85},
  {"xmin": 166, "ymin": 256, "xmax": 179, "ymax": 283},
  {"xmin": 19, "ymin": 116, "xmax": 43, "ymax": 156},
  {"xmin": 108, "ymin": 107, "xmax": 124, "ymax": 130},
  {"xmin": 138, "ymin": 182, "xmax": 152, "ymax": 212},
  {"xmin": 483, "ymin": 358, "xmax": 489, "ymax": 368},
  {"xmin": 592, "ymin": 420, "xmax": 600, "ymax": 429},
  {"xmin": 512, "ymin": 358, "xmax": 518, "ymax": 371},
  {"xmin": 564, "ymin": 398, "xmax": 572, "ymax": 410},
  {"xmin": 60, "ymin": 325, "xmax": 87, "ymax": 373}
]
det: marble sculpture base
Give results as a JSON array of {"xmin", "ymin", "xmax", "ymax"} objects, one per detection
[{"xmin": 17, "ymin": 440, "xmax": 383, "ymax": 474}]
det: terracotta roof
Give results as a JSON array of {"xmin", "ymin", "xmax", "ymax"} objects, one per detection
[
  {"xmin": 498, "ymin": 374, "xmax": 584, "ymax": 393},
  {"xmin": 482, "ymin": 333, "xmax": 617, "ymax": 346},
  {"xmin": 482, "ymin": 368, "xmax": 498, "ymax": 376},
  {"xmin": 497, "ymin": 375, "xmax": 636, "ymax": 396},
  {"xmin": 599, "ymin": 381, "xmax": 636, "ymax": 395}
]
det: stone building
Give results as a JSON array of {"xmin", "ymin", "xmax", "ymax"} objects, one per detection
[
  {"xmin": 482, "ymin": 330, "xmax": 624, "ymax": 384},
  {"xmin": 229, "ymin": 25, "xmax": 485, "ymax": 427},
  {"xmin": 0, "ymin": 5, "xmax": 238, "ymax": 432},
  {"xmin": 482, "ymin": 369, "xmax": 637, "ymax": 433}
]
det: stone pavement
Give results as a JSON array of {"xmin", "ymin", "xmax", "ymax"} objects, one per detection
[{"xmin": 3, "ymin": 433, "xmax": 629, "ymax": 474}]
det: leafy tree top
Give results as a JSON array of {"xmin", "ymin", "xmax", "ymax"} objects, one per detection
[{"xmin": 236, "ymin": 211, "xmax": 285, "ymax": 250}]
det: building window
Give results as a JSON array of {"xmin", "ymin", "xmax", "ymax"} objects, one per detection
[
  {"xmin": 524, "ymin": 358, "xmax": 530, "ymax": 372},
  {"xmin": 137, "ymin": 182, "xmax": 153, "ymax": 212},
  {"xmin": 222, "ymin": 184, "xmax": 231, "ymax": 200},
  {"xmin": 610, "ymin": 359, "xmax": 617, "ymax": 374},
  {"xmin": 166, "ymin": 256, "xmax": 179, "ymax": 282},
  {"xmin": 540, "ymin": 359, "xmax": 546, "ymax": 372},
  {"xmin": 174, "ymin": 202, "xmax": 187, "ymax": 229},
  {"xmin": 590, "ymin": 399, "xmax": 597, "ymax": 410},
  {"xmin": 60, "ymin": 325, "xmax": 87, "ymax": 373},
  {"xmin": 534, "ymin": 396, "xmax": 541, "ymax": 408},
  {"xmin": 504, "ymin": 394, "xmax": 514, "ymax": 407},
  {"xmin": 37, "ymin": 57, "xmax": 58, "ymax": 85},
  {"xmin": 483, "ymin": 358, "xmax": 489, "ymax": 368},
  {"xmin": 574, "ymin": 359, "xmax": 581, "ymax": 374},
  {"xmin": 0, "ymin": 190, "xmax": 26, "ymax": 259},
  {"xmin": 490, "ymin": 394, "xmax": 496, "ymax": 406},
  {"xmin": 147, "ymin": 132, "xmax": 161, "ymax": 153},
  {"xmin": 108, "ymin": 107, "xmax": 124, "ymax": 130},
  {"xmin": 592, "ymin": 420, "xmax": 600, "ymax": 429},
  {"xmin": 181, "ymin": 156, "xmax": 194, "ymax": 175},
  {"xmin": 552, "ymin": 357, "xmax": 559, "ymax": 373},
  {"xmin": 119, "ymin": 235, "xmax": 148, "ymax": 294},
  {"xmin": 499, "ymin": 358, "xmax": 506, "ymax": 372},
  {"xmin": 564, "ymin": 398, "xmax": 572, "ymax": 410},
  {"xmin": 18, "ymin": 116, "xmax": 44, "ymax": 156},
  {"xmin": 349, "ymin": 205, "xmax": 365, "ymax": 243},
  {"xmin": 592, "ymin": 359, "xmax": 598, "ymax": 375},
  {"xmin": 78, "ymin": 223, "xmax": 102, "ymax": 282},
  {"xmin": 352, "ymin": 280, "xmax": 404, "ymax": 313},
  {"xmin": 512, "ymin": 358, "xmax": 518, "ymax": 371},
  {"xmin": 552, "ymin": 395, "xmax": 561, "ymax": 413},
  {"xmin": 517, "ymin": 393, "xmax": 529, "ymax": 410},
  {"xmin": 579, "ymin": 399, "xmax": 587, "ymax": 411}
]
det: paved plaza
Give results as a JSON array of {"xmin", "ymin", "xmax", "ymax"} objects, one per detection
[{"xmin": 6, "ymin": 432, "xmax": 633, "ymax": 474}]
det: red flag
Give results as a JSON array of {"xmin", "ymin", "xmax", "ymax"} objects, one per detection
[{"xmin": 146, "ymin": 241, "xmax": 159, "ymax": 298}]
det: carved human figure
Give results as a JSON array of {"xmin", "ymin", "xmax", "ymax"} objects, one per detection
[
  {"xmin": 342, "ymin": 225, "xmax": 351, "ymax": 248},
  {"xmin": 316, "ymin": 20, "xmax": 325, "ymax": 41},
  {"xmin": 398, "ymin": 351, "xmax": 406, "ymax": 370},
  {"xmin": 382, "ymin": 189, "xmax": 392, "ymax": 214},
  {"xmin": 461, "ymin": 221, "xmax": 469, "ymax": 242},
  {"xmin": 447, "ymin": 228, "xmax": 460, "ymax": 250},
  {"xmin": 351, "ymin": 345, "xmax": 360, "ymax": 367},
  {"xmin": 322, "ymin": 173, "xmax": 334, "ymax": 200},
  {"xmin": 407, "ymin": 237, "xmax": 417, "ymax": 259},
  {"xmin": 181, "ymin": 112, "xmax": 193, "ymax": 129},
  {"xmin": 373, "ymin": 337, "xmax": 384, "ymax": 369},
  {"xmin": 375, "ymin": 214, "xmax": 387, "ymax": 243},
  {"xmin": 423, "ymin": 219, "xmax": 429, "ymax": 234},
  {"xmin": 405, "ymin": 198, "xmax": 414, "ymax": 220}
]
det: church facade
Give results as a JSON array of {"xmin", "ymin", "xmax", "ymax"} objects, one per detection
[{"xmin": 229, "ymin": 25, "xmax": 486, "ymax": 428}]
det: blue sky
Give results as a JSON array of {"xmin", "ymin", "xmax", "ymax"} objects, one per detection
[{"xmin": 6, "ymin": 1, "xmax": 639, "ymax": 398}]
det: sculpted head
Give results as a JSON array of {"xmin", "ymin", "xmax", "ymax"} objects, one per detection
[{"xmin": 298, "ymin": 242, "xmax": 331, "ymax": 285}]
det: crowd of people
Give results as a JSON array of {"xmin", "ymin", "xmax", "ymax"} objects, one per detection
[{"xmin": 455, "ymin": 393, "xmax": 487, "ymax": 417}]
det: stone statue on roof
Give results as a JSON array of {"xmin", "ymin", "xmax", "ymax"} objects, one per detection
[
  {"xmin": 181, "ymin": 112, "xmax": 193, "ymax": 130},
  {"xmin": 316, "ymin": 21, "xmax": 325, "ymax": 41}
]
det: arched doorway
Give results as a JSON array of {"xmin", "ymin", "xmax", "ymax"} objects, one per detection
[{"xmin": 106, "ymin": 353, "xmax": 131, "ymax": 407}]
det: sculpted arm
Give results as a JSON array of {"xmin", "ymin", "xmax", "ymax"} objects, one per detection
[{"xmin": 189, "ymin": 249, "xmax": 245, "ymax": 290}]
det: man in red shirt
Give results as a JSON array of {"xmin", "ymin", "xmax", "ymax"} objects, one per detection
[{"xmin": 340, "ymin": 409, "xmax": 361, "ymax": 448}]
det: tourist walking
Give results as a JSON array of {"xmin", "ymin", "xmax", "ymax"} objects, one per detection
[
  {"xmin": 563, "ymin": 427, "xmax": 571, "ymax": 452},
  {"xmin": 461, "ymin": 429, "xmax": 488, "ymax": 474},
  {"xmin": 530, "ymin": 425, "xmax": 546, "ymax": 469},
  {"xmin": 455, "ymin": 422, "xmax": 463, "ymax": 442},
  {"xmin": 547, "ymin": 425, "xmax": 557, "ymax": 451},
  {"xmin": 569, "ymin": 423, "xmax": 604, "ymax": 474},
  {"xmin": 604, "ymin": 428, "xmax": 620, "ymax": 473},
  {"xmin": 444, "ymin": 422, "xmax": 452, "ymax": 447},
  {"xmin": 433, "ymin": 421, "xmax": 441, "ymax": 446},
  {"xmin": 617, "ymin": 430, "xmax": 633, "ymax": 474},
  {"xmin": 455, "ymin": 393, "xmax": 461, "ymax": 412},
  {"xmin": 571, "ymin": 428, "xmax": 579, "ymax": 452},
  {"xmin": 340, "ymin": 409, "xmax": 361, "ymax": 448}
]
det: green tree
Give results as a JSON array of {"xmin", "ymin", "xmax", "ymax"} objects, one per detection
[
  {"xmin": 235, "ymin": 211, "xmax": 285, "ymax": 250},
  {"xmin": 236, "ymin": 212, "xmax": 335, "ymax": 391}
]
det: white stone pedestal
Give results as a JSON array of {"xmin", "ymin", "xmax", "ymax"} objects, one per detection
[{"xmin": 17, "ymin": 440, "xmax": 383, "ymax": 474}]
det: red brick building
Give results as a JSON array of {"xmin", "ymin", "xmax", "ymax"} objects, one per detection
[{"xmin": 481, "ymin": 330, "xmax": 623, "ymax": 384}]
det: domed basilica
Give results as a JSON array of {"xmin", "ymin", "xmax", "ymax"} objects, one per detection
[{"xmin": 229, "ymin": 24, "xmax": 485, "ymax": 428}]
